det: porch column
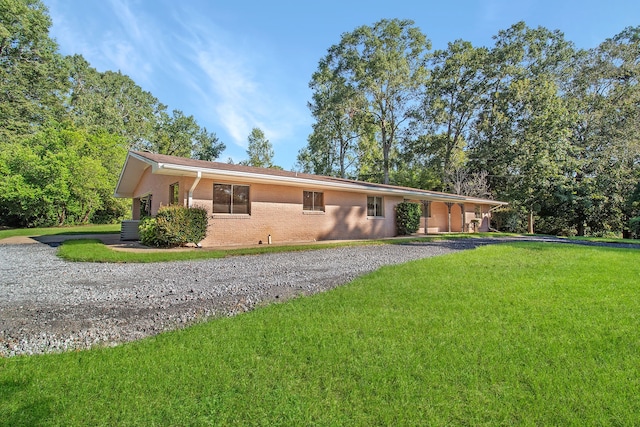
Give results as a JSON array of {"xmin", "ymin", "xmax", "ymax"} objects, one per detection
[
  {"xmin": 132, "ymin": 198, "xmax": 141, "ymax": 220},
  {"xmin": 445, "ymin": 202, "xmax": 454, "ymax": 233},
  {"xmin": 188, "ymin": 171, "xmax": 202, "ymax": 207},
  {"xmin": 459, "ymin": 203, "xmax": 465, "ymax": 232}
]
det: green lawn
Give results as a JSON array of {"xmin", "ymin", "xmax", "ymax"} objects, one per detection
[
  {"xmin": 1, "ymin": 243, "xmax": 639, "ymax": 426},
  {"xmin": 55, "ymin": 233, "xmax": 516, "ymax": 263},
  {"xmin": 0, "ymin": 223, "xmax": 120, "ymax": 240}
]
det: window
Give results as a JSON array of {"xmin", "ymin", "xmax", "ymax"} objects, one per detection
[
  {"xmin": 169, "ymin": 182, "xmax": 179, "ymax": 205},
  {"xmin": 140, "ymin": 194, "xmax": 152, "ymax": 217},
  {"xmin": 213, "ymin": 184, "xmax": 250, "ymax": 214},
  {"xmin": 422, "ymin": 201, "xmax": 432, "ymax": 218},
  {"xmin": 303, "ymin": 191, "xmax": 324, "ymax": 211},
  {"xmin": 475, "ymin": 205, "xmax": 482, "ymax": 219},
  {"xmin": 367, "ymin": 196, "xmax": 384, "ymax": 217}
]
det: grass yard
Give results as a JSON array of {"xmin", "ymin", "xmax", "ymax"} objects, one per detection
[
  {"xmin": 0, "ymin": 223, "xmax": 120, "ymax": 240},
  {"xmin": 56, "ymin": 238, "xmax": 388, "ymax": 262},
  {"xmin": 1, "ymin": 243, "xmax": 639, "ymax": 425},
  {"xmin": 55, "ymin": 233, "xmax": 515, "ymax": 263}
]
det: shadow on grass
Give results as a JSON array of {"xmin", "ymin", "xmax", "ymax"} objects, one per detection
[{"xmin": 0, "ymin": 379, "xmax": 52, "ymax": 427}]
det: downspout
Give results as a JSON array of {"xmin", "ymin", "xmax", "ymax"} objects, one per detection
[{"xmin": 188, "ymin": 171, "xmax": 202, "ymax": 207}]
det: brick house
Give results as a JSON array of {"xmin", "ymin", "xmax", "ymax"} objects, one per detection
[{"xmin": 115, "ymin": 151, "xmax": 508, "ymax": 246}]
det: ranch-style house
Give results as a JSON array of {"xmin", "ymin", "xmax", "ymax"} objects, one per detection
[{"xmin": 115, "ymin": 151, "xmax": 508, "ymax": 246}]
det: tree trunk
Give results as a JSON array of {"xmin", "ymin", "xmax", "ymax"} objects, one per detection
[{"xmin": 527, "ymin": 209, "xmax": 534, "ymax": 234}]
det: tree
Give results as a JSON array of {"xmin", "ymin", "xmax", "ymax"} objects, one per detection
[
  {"xmin": 0, "ymin": 0, "xmax": 68, "ymax": 142},
  {"xmin": 241, "ymin": 128, "xmax": 276, "ymax": 168},
  {"xmin": 65, "ymin": 55, "xmax": 163, "ymax": 149},
  {"xmin": 150, "ymin": 109, "xmax": 225, "ymax": 160},
  {"xmin": 563, "ymin": 26, "xmax": 640, "ymax": 236},
  {"xmin": 410, "ymin": 40, "xmax": 490, "ymax": 190},
  {"xmin": 469, "ymin": 22, "xmax": 576, "ymax": 233},
  {"xmin": 192, "ymin": 127, "xmax": 225, "ymax": 161},
  {"xmin": 299, "ymin": 58, "xmax": 369, "ymax": 178},
  {"xmin": 0, "ymin": 122, "xmax": 129, "ymax": 226},
  {"xmin": 317, "ymin": 18, "xmax": 431, "ymax": 184}
]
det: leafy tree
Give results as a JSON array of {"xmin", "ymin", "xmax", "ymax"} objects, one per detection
[
  {"xmin": 65, "ymin": 55, "xmax": 163, "ymax": 149},
  {"xmin": 150, "ymin": 109, "xmax": 225, "ymax": 160},
  {"xmin": 241, "ymin": 127, "xmax": 276, "ymax": 168},
  {"xmin": 316, "ymin": 18, "xmax": 431, "ymax": 184},
  {"xmin": 470, "ymin": 22, "xmax": 576, "ymax": 233},
  {"xmin": 563, "ymin": 26, "xmax": 640, "ymax": 236},
  {"xmin": 0, "ymin": 123, "xmax": 129, "ymax": 226},
  {"xmin": 410, "ymin": 40, "xmax": 490, "ymax": 190},
  {"xmin": 192, "ymin": 127, "xmax": 225, "ymax": 161},
  {"xmin": 0, "ymin": 0, "xmax": 68, "ymax": 142},
  {"xmin": 299, "ymin": 57, "xmax": 369, "ymax": 178}
]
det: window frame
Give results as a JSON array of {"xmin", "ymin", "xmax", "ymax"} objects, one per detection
[
  {"xmin": 303, "ymin": 190, "xmax": 325, "ymax": 212},
  {"xmin": 367, "ymin": 196, "xmax": 384, "ymax": 217},
  {"xmin": 213, "ymin": 183, "xmax": 251, "ymax": 215}
]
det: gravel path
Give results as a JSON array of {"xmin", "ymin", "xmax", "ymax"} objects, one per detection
[{"xmin": 0, "ymin": 239, "xmax": 492, "ymax": 357}]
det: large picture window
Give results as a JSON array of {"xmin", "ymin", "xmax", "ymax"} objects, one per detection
[
  {"xmin": 213, "ymin": 184, "xmax": 250, "ymax": 214},
  {"xmin": 367, "ymin": 196, "xmax": 384, "ymax": 217},
  {"xmin": 303, "ymin": 191, "xmax": 324, "ymax": 211},
  {"xmin": 422, "ymin": 201, "xmax": 432, "ymax": 218}
]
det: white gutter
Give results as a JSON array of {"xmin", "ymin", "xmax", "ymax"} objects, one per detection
[{"xmin": 188, "ymin": 171, "xmax": 202, "ymax": 207}]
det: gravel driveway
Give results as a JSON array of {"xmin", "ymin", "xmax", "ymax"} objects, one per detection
[{"xmin": 0, "ymin": 239, "xmax": 493, "ymax": 357}]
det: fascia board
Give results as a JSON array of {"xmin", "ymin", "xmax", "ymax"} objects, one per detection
[{"xmin": 114, "ymin": 152, "xmax": 154, "ymax": 197}]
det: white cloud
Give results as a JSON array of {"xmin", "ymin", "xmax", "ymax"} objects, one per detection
[
  {"xmin": 169, "ymin": 14, "xmax": 304, "ymax": 150},
  {"xmin": 49, "ymin": 0, "xmax": 309, "ymax": 161}
]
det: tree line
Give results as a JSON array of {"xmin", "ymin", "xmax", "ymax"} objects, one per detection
[
  {"xmin": 0, "ymin": 0, "xmax": 225, "ymax": 227},
  {"xmin": 297, "ymin": 19, "xmax": 640, "ymax": 237}
]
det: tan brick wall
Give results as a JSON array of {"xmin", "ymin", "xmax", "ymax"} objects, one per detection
[
  {"xmin": 130, "ymin": 170, "xmax": 493, "ymax": 245},
  {"xmin": 192, "ymin": 179, "xmax": 402, "ymax": 246}
]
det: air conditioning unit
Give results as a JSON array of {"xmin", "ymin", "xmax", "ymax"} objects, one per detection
[{"xmin": 120, "ymin": 220, "xmax": 141, "ymax": 241}]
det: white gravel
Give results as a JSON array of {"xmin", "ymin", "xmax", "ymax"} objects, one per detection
[{"xmin": 0, "ymin": 240, "xmax": 494, "ymax": 357}]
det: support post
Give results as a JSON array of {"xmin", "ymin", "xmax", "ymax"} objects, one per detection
[
  {"xmin": 445, "ymin": 202, "xmax": 454, "ymax": 233},
  {"xmin": 459, "ymin": 203, "xmax": 465, "ymax": 233}
]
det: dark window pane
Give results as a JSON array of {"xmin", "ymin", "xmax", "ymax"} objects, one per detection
[
  {"xmin": 422, "ymin": 202, "xmax": 431, "ymax": 218},
  {"xmin": 233, "ymin": 185, "xmax": 250, "ymax": 214},
  {"xmin": 169, "ymin": 183, "xmax": 179, "ymax": 205},
  {"xmin": 367, "ymin": 196, "xmax": 383, "ymax": 216},
  {"xmin": 213, "ymin": 184, "xmax": 231, "ymax": 213},
  {"xmin": 303, "ymin": 191, "xmax": 313, "ymax": 210}
]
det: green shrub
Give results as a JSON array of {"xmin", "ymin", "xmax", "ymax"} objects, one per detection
[
  {"xmin": 139, "ymin": 205, "xmax": 208, "ymax": 247},
  {"xmin": 396, "ymin": 201, "xmax": 421, "ymax": 235}
]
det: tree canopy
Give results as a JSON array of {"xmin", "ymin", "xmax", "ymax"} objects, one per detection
[
  {"xmin": 241, "ymin": 128, "xmax": 279, "ymax": 168},
  {"xmin": 301, "ymin": 19, "xmax": 640, "ymax": 237}
]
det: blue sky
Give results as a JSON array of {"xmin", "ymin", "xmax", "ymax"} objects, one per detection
[{"xmin": 46, "ymin": 0, "xmax": 639, "ymax": 169}]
